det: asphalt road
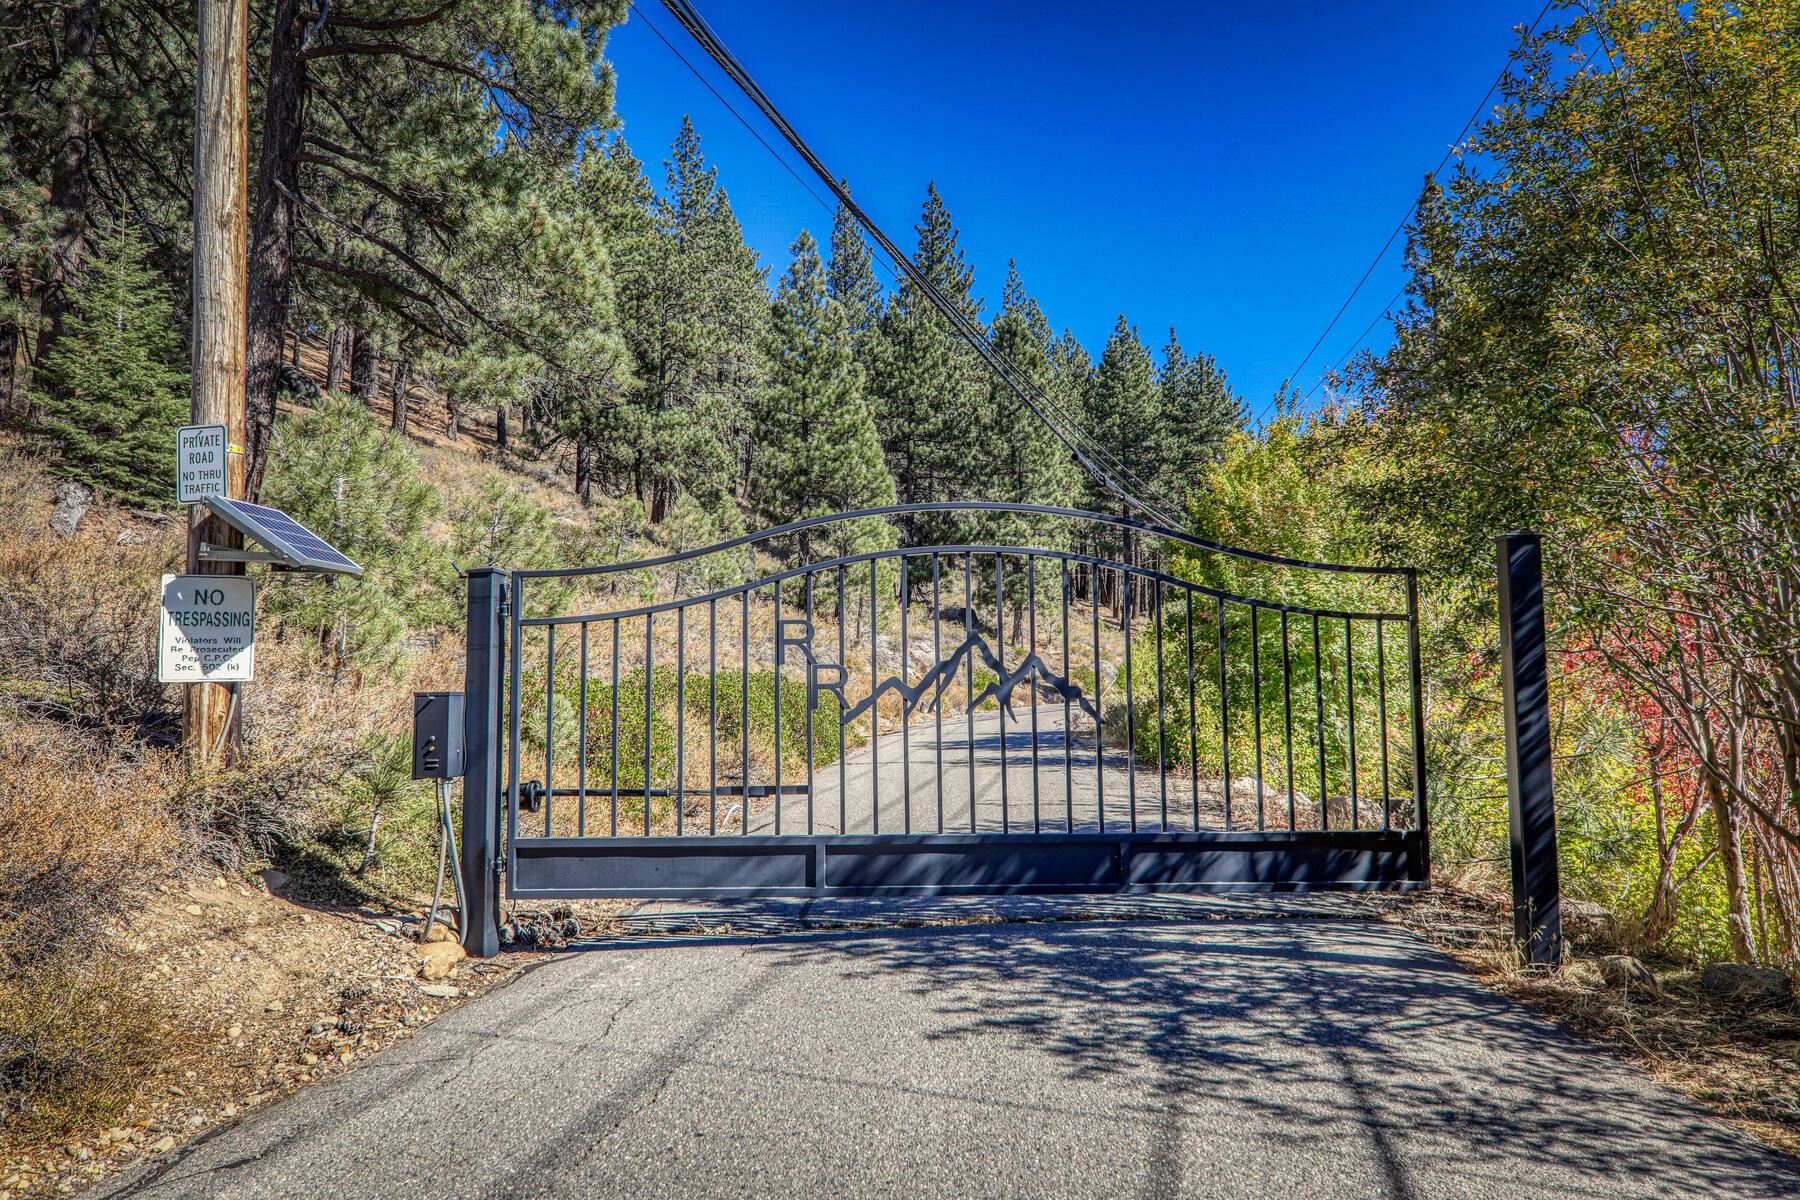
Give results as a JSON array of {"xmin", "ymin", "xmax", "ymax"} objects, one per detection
[
  {"xmin": 93, "ymin": 908, "xmax": 1799, "ymax": 1200},
  {"xmin": 744, "ymin": 703, "xmax": 1386, "ymax": 836}
]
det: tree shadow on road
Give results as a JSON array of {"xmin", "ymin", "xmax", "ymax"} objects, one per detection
[{"xmin": 578, "ymin": 914, "xmax": 1800, "ymax": 1198}]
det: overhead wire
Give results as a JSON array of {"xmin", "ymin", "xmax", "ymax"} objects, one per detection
[
  {"xmin": 1298, "ymin": 35, "xmax": 1610, "ymax": 404},
  {"xmin": 651, "ymin": 0, "xmax": 1184, "ymax": 528},
  {"xmin": 644, "ymin": 0, "xmax": 1188, "ymax": 524},
  {"xmin": 1281, "ymin": 1, "xmax": 1555, "ymax": 394}
]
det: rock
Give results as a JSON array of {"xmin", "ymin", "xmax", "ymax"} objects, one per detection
[
  {"xmin": 422, "ymin": 923, "xmax": 459, "ymax": 944},
  {"xmin": 261, "ymin": 869, "xmax": 288, "ymax": 893},
  {"xmin": 299, "ymin": 1053, "xmax": 318, "ymax": 1067},
  {"xmin": 183, "ymin": 904, "xmax": 204, "ymax": 917},
  {"xmin": 48, "ymin": 481, "xmax": 92, "ymax": 538},
  {"xmin": 1435, "ymin": 925, "xmax": 1490, "ymax": 949},
  {"xmin": 1564, "ymin": 899, "xmax": 1616, "ymax": 929},
  {"xmin": 1097, "ymin": 661, "xmax": 1119, "ymax": 690},
  {"xmin": 1598, "ymin": 955, "xmax": 1660, "ymax": 994},
  {"xmin": 102, "ymin": 1129, "xmax": 129, "ymax": 1144},
  {"xmin": 416, "ymin": 941, "xmax": 466, "ymax": 981},
  {"xmin": 908, "ymin": 639, "xmax": 937, "ymax": 671},
  {"xmin": 147, "ymin": 1136, "xmax": 175, "ymax": 1155},
  {"xmin": 264, "ymin": 1000, "xmax": 284, "ymax": 1014},
  {"xmin": 417, "ymin": 983, "xmax": 460, "ymax": 999},
  {"xmin": 226, "ymin": 1024, "xmax": 242, "ymax": 1039},
  {"xmin": 1701, "ymin": 962, "xmax": 1793, "ymax": 1001}
]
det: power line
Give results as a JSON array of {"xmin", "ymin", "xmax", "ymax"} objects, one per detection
[
  {"xmin": 1295, "ymin": 36, "xmax": 1610, "ymax": 403},
  {"xmin": 1281, "ymin": 2, "xmax": 1555, "ymax": 393},
  {"xmin": 630, "ymin": 2, "xmax": 1147, "ymax": 492},
  {"xmin": 626, "ymin": 5, "xmax": 836, "ymax": 221},
  {"xmin": 652, "ymin": 0, "xmax": 1184, "ymax": 527}
]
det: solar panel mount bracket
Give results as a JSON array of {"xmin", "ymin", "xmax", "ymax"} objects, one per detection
[{"xmin": 197, "ymin": 543, "xmax": 291, "ymax": 567}]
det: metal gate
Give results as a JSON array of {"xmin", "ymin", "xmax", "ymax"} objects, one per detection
[{"xmin": 458, "ymin": 503, "xmax": 1427, "ymax": 935}]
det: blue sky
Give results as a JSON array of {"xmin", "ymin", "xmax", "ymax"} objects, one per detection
[{"xmin": 603, "ymin": 1, "xmax": 1535, "ymax": 417}]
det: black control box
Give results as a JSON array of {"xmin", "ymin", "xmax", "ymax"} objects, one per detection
[{"xmin": 411, "ymin": 692, "xmax": 466, "ymax": 780}]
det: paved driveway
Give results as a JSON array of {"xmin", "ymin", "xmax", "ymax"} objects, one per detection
[
  {"xmin": 744, "ymin": 703, "xmax": 1381, "ymax": 835},
  {"xmin": 93, "ymin": 906, "xmax": 1798, "ymax": 1199}
]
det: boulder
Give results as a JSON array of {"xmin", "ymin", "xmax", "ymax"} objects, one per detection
[
  {"xmin": 416, "ymin": 941, "xmax": 466, "ymax": 981},
  {"xmin": 49, "ymin": 481, "xmax": 92, "ymax": 537},
  {"xmin": 1598, "ymin": 954, "xmax": 1659, "ymax": 995},
  {"xmin": 421, "ymin": 923, "xmax": 459, "ymax": 944},
  {"xmin": 1700, "ymin": 962, "xmax": 1793, "ymax": 1002}
]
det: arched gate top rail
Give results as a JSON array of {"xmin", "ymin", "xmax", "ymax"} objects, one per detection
[
  {"xmin": 520, "ymin": 543, "xmax": 1411, "ymax": 628},
  {"xmin": 513, "ymin": 502, "xmax": 1417, "ymax": 581}
]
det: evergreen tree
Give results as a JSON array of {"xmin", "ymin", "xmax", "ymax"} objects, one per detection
[
  {"xmin": 30, "ymin": 219, "xmax": 188, "ymax": 508},
  {"xmin": 1156, "ymin": 329, "xmax": 1245, "ymax": 505},
  {"xmin": 752, "ymin": 230, "xmax": 895, "ymax": 562},
  {"xmin": 827, "ymin": 197, "xmax": 884, "ymax": 347},
  {"xmin": 866, "ymin": 184, "xmax": 992, "ymax": 542},
  {"xmin": 1084, "ymin": 315, "xmax": 1165, "ymax": 519},
  {"xmin": 581, "ymin": 119, "xmax": 768, "ymax": 522},
  {"xmin": 1083, "ymin": 316, "xmax": 1163, "ymax": 616},
  {"xmin": 985, "ymin": 262, "xmax": 1080, "ymax": 636},
  {"xmin": 260, "ymin": 396, "xmax": 448, "ymax": 670}
]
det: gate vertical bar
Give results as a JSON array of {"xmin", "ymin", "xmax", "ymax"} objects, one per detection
[
  {"xmin": 1497, "ymin": 533, "xmax": 1560, "ymax": 966},
  {"xmin": 460, "ymin": 567, "xmax": 503, "ymax": 957}
]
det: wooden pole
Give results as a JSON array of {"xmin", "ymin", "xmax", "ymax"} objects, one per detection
[{"xmin": 185, "ymin": 0, "xmax": 251, "ymax": 764}]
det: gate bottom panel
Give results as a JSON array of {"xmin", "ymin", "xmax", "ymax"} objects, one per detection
[{"xmin": 508, "ymin": 831, "xmax": 1426, "ymax": 900}]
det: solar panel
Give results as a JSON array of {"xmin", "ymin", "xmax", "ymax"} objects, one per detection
[{"xmin": 203, "ymin": 497, "xmax": 365, "ymax": 577}]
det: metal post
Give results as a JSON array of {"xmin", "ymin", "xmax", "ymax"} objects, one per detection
[
  {"xmin": 1497, "ymin": 532, "xmax": 1561, "ymax": 967},
  {"xmin": 1404, "ymin": 570, "xmax": 1430, "ymax": 877},
  {"xmin": 461, "ymin": 567, "xmax": 504, "ymax": 957}
]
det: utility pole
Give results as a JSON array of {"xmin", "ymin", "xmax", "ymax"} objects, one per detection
[{"xmin": 186, "ymin": 0, "xmax": 251, "ymax": 763}]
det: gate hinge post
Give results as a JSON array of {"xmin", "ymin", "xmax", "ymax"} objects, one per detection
[{"xmin": 460, "ymin": 566, "xmax": 505, "ymax": 958}]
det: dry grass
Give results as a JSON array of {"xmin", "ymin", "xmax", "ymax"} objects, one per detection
[
  {"xmin": 0, "ymin": 487, "xmax": 182, "ymax": 743},
  {"xmin": 0, "ymin": 957, "xmax": 173, "ymax": 1142},
  {"xmin": 0, "ymin": 723, "xmax": 183, "ymax": 1146},
  {"xmin": 0, "ymin": 725, "xmax": 181, "ymax": 971}
]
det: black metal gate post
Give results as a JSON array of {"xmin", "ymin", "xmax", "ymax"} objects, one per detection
[
  {"xmin": 1497, "ymin": 531, "xmax": 1562, "ymax": 966},
  {"xmin": 461, "ymin": 567, "xmax": 504, "ymax": 957}
]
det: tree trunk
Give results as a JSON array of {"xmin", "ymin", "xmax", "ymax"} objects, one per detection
[
  {"xmin": 495, "ymin": 404, "xmax": 509, "ymax": 450},
  {"xmin": 349, "ymin": 326, "xmax": 376, "ymax": 403},
  {"xmin": 0, "ymin": 317, "xmax": 17, "ymax": 414},
  {"xmin": 324, "ymin": 324, "xmax": 345, "ymax": 391},
  {"xmin": 445, "ymin": 391, "xmax": 459, "ymax": 440},
  {"xmin": 390, "ymin": 359, "xmax": 408, "ymax": 433},
  {"xmin": 245, "ymin": 0, "xmax": 309, "ymax": 500},
  {"xmin": 36, "ymin": 0, "xmax": 101, "ymax": 364},
  {"xmin": 1710, "ymin": 773, "xmax": 1758, "ymax": 962},
  {"xmin": 575, "ymin": 441, "xmax": 590, "ymax": 502}
]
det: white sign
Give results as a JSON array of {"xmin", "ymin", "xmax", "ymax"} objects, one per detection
[
  {"xmin": 158, "ymin": 574, "xmax": 255, "ymax": 683},
  {"xmin": 177, "ymin": 423, "xmax": 229, "ymax": 504}
]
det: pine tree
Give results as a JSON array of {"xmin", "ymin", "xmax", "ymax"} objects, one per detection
[
  {"xmin": 752, "ymin": 230, "xmax": 895, "ymax": 562},
  {"xmin": 1156, "ymin": 328, "xmax": 1245, "ymax": 505},
  {"xmin": 866, "ymin": 184, "xmax": 992, "ymax": 542},
  {"xmin": 584, "ymin": 119, "xmax": 769, "ymax": 523},
  {"xmin": 30, "ymin": 219, "xmax": 188, "ymax": 508},
  {"xmin": 1085, "ymin": 315, "xmax": 1164, "ymax": 518},
  {"xmin": 985, "ymin": 262, "xmax": 1080, "ymax": 637},
  {"xmin": 260, "ymin": 396, "xmax": 448, "ymax": 669},
  {"xmin": 1084, "ymin": 317, "xmax": 1163, "ymax": 616},
  {"xmin": 827, "ymin": 197, "xmax": 884, "ymax": 347}
]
